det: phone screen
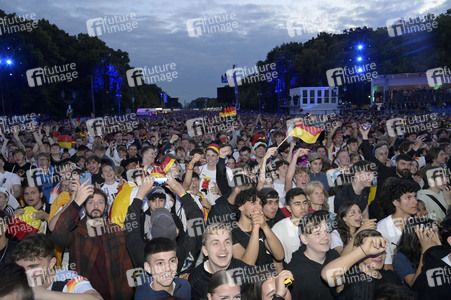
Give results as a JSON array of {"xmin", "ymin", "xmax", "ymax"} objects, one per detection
[{"xmin": 80, "ymin": 173, "xmax": 92, "ymax": 185}]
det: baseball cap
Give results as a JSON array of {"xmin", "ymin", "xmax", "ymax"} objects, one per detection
[
  {"xmin": 258, "ymin": 188, "xmax": 279, "ymax": 200},
  {"xmin": 308, "ymin": 153, "xmax": 323, "ymax": 163},
  {"xmin": 150, "ymin": 208, "xmax": 177, "ymax": 240},
  {"xmin": 145, "ymin": 187, "xmax": 166, "ymax": 201},
  {"xmin": 253, "ymin": 141, "xmax": 267, "ymax": 152}
]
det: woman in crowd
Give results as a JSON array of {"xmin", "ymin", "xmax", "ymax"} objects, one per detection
[
  {"xmin": 330, "ymin": 202, "xmax": 377, "ymax": 255},
  {"xmin": 305, "ymin": 181, "xmax": 329, "ymax": 212},
  {"xmin": 207, "ymin": 270, "xmax": 241, "ymax": 300},
  {"xmin": 393, "ymin": 218, "xmax": 441, "ymax": 287},
  {"xmin": 245, "ymin": 270, "xmax": 294, "ymax": 300}
]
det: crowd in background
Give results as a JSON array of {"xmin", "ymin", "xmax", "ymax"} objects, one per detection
[{"xmin": 0, "ymin": 109, "xmax": 451, "ymax": 300}]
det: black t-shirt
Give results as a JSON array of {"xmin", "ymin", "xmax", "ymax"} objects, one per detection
[
  {"xmin": 334, "ymin": 184, "xmax": 369, "ymax": 214},
  {"xmin": 91, "ymin": 172, "xmax": 104, "ymax": 186},
  {"xmin": 10, "ymin": 163, "xmax": 34, "ymax": 187},
  {"xmin": 335, "ymin": 265, "xmax": 402, "ymax": 300},
  {"xmin": 286, "ymin": 245, "xmax": 340, "ymax": 300},
  {"xmin": 189, "ymin": 258, "xmax": 250, "ymax": 300},
  {"xmin": 0, "ymin": 239, "xmax": 18, "ymax": 264},
  {"xmin": 232, "ymin": 227, "xmax": 274, "ymax": 267}
]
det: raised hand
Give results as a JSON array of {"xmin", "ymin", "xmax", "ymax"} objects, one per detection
[
  {"xmin": 219, "ymin": 146, "xmax": 232, "ymax": 159},
  {"xmin": 360, "ymin": 236, "xmax": 388, "ymax": 256},
  {"xmin": 74, "ymin": 181, "xmax": 95, "ymax": 206},
  {"xmin": 416, "ymin": 224, "xmax": 441, "ymax": 253},
  {"xmin": 251, "ymin": 209, "xmax": 266, "ymax": 231}
]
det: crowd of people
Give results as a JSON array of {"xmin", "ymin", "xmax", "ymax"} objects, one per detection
[{"xmin": 0, "ymin": 109, "xmax": 451, "ymax": 300}]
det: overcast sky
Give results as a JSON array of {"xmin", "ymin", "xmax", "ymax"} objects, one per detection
[{"xmin": 1, "ymin": 0, "xmax": 448, "ymax": 105}]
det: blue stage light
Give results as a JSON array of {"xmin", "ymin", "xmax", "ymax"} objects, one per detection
[
  {"xmin": 6, "ymin": 60, "xmax": 12, "ymax": 65},
  {"xmin": 357, "ymin": 57, "xmax": 362, "ymax": 62},
  {"xmin": 357, "ymin": 45, "xmax": 363, "ymax": 50}
]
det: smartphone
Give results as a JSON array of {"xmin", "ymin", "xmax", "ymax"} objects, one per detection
[
  {"xmin": 154, "ymin": 177, "xmax": 168, "ymax": 185},
  {"xmin": 423, "ymin": 135, "xmax": 433, "ymax": 143},
  {"xmin": 80, "ymin": 173, "xmax": 92, "ymax": 185},
  {"xmin": 361, "ymin": 122, "xmax": 371, "ymax": 131}
]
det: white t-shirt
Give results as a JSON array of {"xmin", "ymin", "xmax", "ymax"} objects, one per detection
[
  {"xmin": 198, "ymin": 164, "xmax": 233, "ymax": 206},
  {"xmin": 271, "ymin": 217, "xmax": 300, "ymax": 264},
  {"xmin": 377, "ymin": 215, "xmax": 402, "ymax": 265},
  {"xmin": 273, "ymin": 180, "xmax": 286, "ymax": 208},
  {"xmin": 101, "ymin": 181, "xmax": 120, "ymax": 209},
  {"xmin": 0, "ymin": 171, "xmax": 21, "ymax": 208},
  {"xmin": 49, "ymin": 269, "xmax": 95, "ymax": 293},
  {"xmin": 416, "ymin": 189, "xmax": 447, "ymax": 221},
  {"xmin": 330, "ymin": 230, "xmax": 344, "ymax": 250}
]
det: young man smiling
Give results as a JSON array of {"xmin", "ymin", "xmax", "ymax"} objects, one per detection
[
  {"xmin": 272, "ymin": 188, "xmax": 310, "ymax": 264},
  {"xmin": 189, "ymin": 222, "xmax": 250, "ymax": 300},
  {"xmin": 286, "ymin": 210, "xmax": 340, "ymax": 300},
  {"xmin": 135, "ymin": 237, "xmax": 191, "ymax": 300},
  {"xmin": 13, "ymin": 233, "xmax": 102, "ymax": 300}
]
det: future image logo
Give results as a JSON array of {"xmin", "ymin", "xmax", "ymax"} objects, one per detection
[
  {"xmin": 386, "ymin": 114, "xmax": 439, "ymax": 137},
  {"xmin": 126, "ymin": 267, "xmax": 150, "ymax": 287},
  {"xmin": 326, "ymin": 63, "xmax": 378, "ymax": 87},
  {"xmin": 225, "ymin": 64, "xmax": 278, "ymax": 87},
  {"xmin": 126, "ymin": 63, "xmax": 178, "ymax": 87},
  {"xmin": 287, "ymin": 13, "xmax": 338, "ymax": 37},
  {"xmin": 86, "ymin": 13, "xmax": 138, "ymax": 37},
  {"xmin": 26, "ymin": 63, "xmax": 78, "ymax": 87},
  {"xmin": 86, "ymin": 114, "xmax": 139, "ymax": 137},
  {"xmin": 386, "ymin": 14, "xmax": 437, "ymax": 37},
  {"xmin": 0, "ymin": 13, "xmax": 38, "ymax": 35},
  {"xmin": 186, "ymin": 12, "xmax": 238, "ymax": 37},
  {"xmin": 426, "ymin": 66, "xmax": 451, "ymax": 87},
  {"xmin": 426, "ymin": 267, "xmax": 451, "ymax": 287}
]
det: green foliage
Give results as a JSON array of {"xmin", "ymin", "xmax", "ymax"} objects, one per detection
[{"xmin": 0, "ymin": 10, "xmax": 169, "ymax": 117}]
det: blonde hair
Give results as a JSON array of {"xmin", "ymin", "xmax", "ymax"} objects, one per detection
[
  {"xmin": 202, "ymin": 222, "xmax": 232, "ymax": 246},
  {"xmin": 304, "ymin": 181, "xmax": 329, "ymax": 210}
]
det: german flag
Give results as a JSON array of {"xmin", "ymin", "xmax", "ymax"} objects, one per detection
[
  {"xmin": 290, "ymin": 119, "xmax": 325, "ymax": 144},
  {"xmin": 219, "ymin": 107, "xmax": 237, "ymax": 118},
  {"xmin": 57, "ymin": 134, "xmax": 74, "ymax": 149},
  {"xmin": 8, "ymin": 206, "xmax": 41, "ymax": 240}
]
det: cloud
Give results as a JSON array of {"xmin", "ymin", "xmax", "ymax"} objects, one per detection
[{"xmin": 2, "ymin": 0, "xmax": 448, "ymax": 104}]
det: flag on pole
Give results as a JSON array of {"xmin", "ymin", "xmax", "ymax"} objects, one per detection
[{"xmin": 289, "ymin": 119, "xmax": 325, "ymax": 144}]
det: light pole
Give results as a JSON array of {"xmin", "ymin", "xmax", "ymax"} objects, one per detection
[
  {"xmin": 0, "ymin": 59, "xmax": 12, "ymax": 116},
  {"xmin": 257, "ymin": 92, "xmax": 262, "ymax": 113}
]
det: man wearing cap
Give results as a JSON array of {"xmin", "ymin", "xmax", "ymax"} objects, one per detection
[
  {"xmin": 257, "ymin": 188, "xmax": 285, "ymax": 228},
  {"xmin": 198, "ymin": 143, "xmax": 232, "ymax": 206},
  {"xmin": 251, "ymin": 139, "xmax": 268, "ymax": 169},
  {"xmin": 124, "ymin": 177, "xmax": 205, "ymax": 278},
  {"xmin": 232, "ymin": 188, "xmax": 285, "ymax": 267},
  {"xmin": 326, "ymin": 121, "xmax": 344, "ymax": 160},
  {"xmin": 0, "ymin": 187, "xmax": 14, "ymax": 215},
  {"xmin": 308, "ymin": 153, "xmax": 330, "ymax": 191}
]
